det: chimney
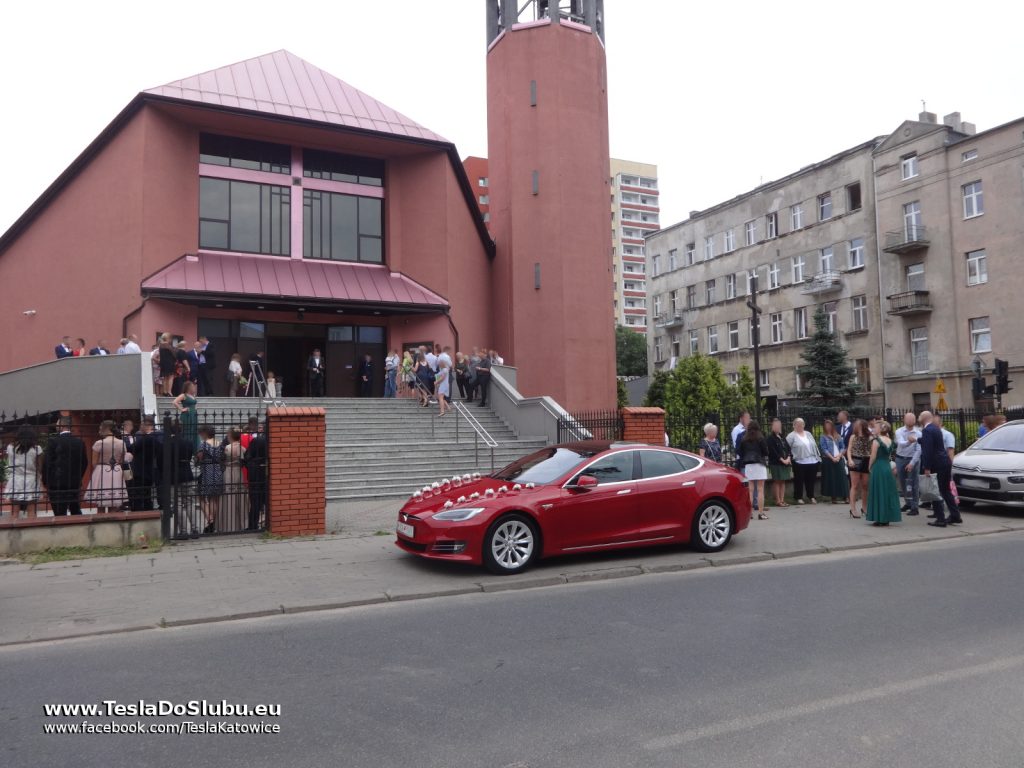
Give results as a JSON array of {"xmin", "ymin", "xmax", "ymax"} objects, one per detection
[
  {"xmin": 960, "ymin": 121, "xmax": 977, "ymax": 135},
  {"xmin": 943, "ymin": 111, "xmax": 962, "ymax": 129},
  {"xmin": 918, "ymin": 111, "xmax": 937, "ymax": 124}
]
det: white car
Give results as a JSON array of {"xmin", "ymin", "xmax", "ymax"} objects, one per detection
[{"xmin": 953, "ymin": 421, "xmax": 1024, "ymax": 507}]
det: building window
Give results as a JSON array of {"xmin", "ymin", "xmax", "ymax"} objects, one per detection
[
  {"xmin": 970, "ymin": 316, "xmax": 992, "ymax": 353},
  {"xmin": 963, "ymin": 181, "xmax": 984, "ymax": 218},
  {"xmin": 727, "ymin": 372, "xmax": 739, "ymax": 386},
  {"xmin": 962, "ymin": 149, "xmax": 978, "ymax": 162},
  {"xmin": 795, "ymin": 369, "xmax": 805, "ymax": 392},
  {"xmin": 689, "ymin": 329, "xmax": 699, "ymax": 354},
  {"xmin": 200, "ymin": 133, "xmax": 290, "ymax": 174},
  {"xmin": 818, "ymin": 192, "xmax": 833, "ymax": 221},
  {"xmin": 770, "ymin": 313, "xmax": 784, "ymax": 344},
  {"xmin": 795, "ymin": 307, "xmax": 808, "ymax": 339},
  {"xmin": 728, "ymin": 321, "xmax": 740, "ymax": 350},
  {"xmin": 483, "ymin": 212, "xmax": 490, "ymax": 223},
  {"xmin": 303, "ymin": 190, "xmax": 383, "ymax": 263},
  {"xmin": 766, "ymin": 212, "xmax": 778, "ymax": 239},
  {"xmin": 855, "ymin": 358, "xmax": 871, "ymax": 391},
  {"xmin": 900, "ymin": 154, "xmax": 918, "ymax": 180},
  {"xmin": 653, "ymin": 294, "xmax": 662, "ymax": 316},
  {"xmin": 303, "ymin": 148, "xmax": 384, "ymax": 186},
  {"xmin": 846, "ymin": 182, "xmax": 862, "ymax": 211},
  {"xmin": 668, "ymin": 249, "xmax": 678, "ymax": 271},
  {"xmin": 906, "ymin": 262, "xmax": 925, "ymax": 291},
  {"xmin": 824, "ymin": 301, "xmax": 838, "ymax": 334},
  {"xmin": 848, "ymin": 237, "xmax": 865, "ymax": 269},
  {"xmin": 792, "ymin": 253, "xmax": 805, "ymax": 283},
  {"xmin": 723, "ymin": 229, "xmax": 735, "ymax": 253},
  {"xmin": 820, "ymin": 245, "xmax": 834, "ymax": 273},
  {"xmin": 685, "ymin": 243, "xmax": 696, "ymax": 266},
  {"xmin": 903, "ymin": 201, "xmax": 922, "ymax": 239},
  {"xmin": 707, "ymin": 326, "xmax": 719, "ymax": 354},
  {"xmin": 705, "ymin": 279, "xmax": 716, "ymax": 304},
  {"xmin": 654, "ymin": 337, "xmax": 663, "ymax": 362},
  {"xmin": 479, "ymin": 195, "xmax": 489, "ymax": 204},
  {"xmin": 670, "ymin": 290, "xmax": 679, "ymax": 314},
  {"xmin": 744, "ymin": 220, "xmax": 757, "ymax": 246},
  {"xmin": 652, "ymin": 254, "xmax": 661, "ymax": 276},
  {"xmin": 966, "ymin": 249, "xmax": 988, "ymax": 286},
  {"xmin": 759, "ymin": 369, "xmax": 770, "ymax": 389},
  {"xmin": 911, "ymin": 328, "xmax": 929, "ymax": 373},
  {"xmin": 791, "ymin": 203, "xmax": 804, "ymax": 230},
  {"xmin": 768, "ymin": 262, "xmax": 780, "ymax": 289},
  {"xmin": 852, "ymin": 295, "xmax": 869, "ymax": 331},
  {"xmin": 726, "ymin": 273, "xmax": 737, "ymax": 300},
  {"xmin": 199, "ymin": 177, "xmax": 291, "ymax": 256},
  {"xmin": 704, "ymin": 236, "xmax": 714, "ymax": 261},
  {"xmin": 686, "ymin": 285, "xmax": 697, "ymax": 309},
  {"xmin": 672, "ymin": 335, "xmax": 681, "ymax": 357}
]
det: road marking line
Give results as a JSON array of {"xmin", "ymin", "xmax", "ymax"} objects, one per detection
[{"xmin": 644, "ymin": 653, "xmax": 1024, "ymax": 750}]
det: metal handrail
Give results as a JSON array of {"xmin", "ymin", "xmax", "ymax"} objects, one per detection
[{"xmin": 452, "ymin": 399, "xmax": 498, "ymax": 472}]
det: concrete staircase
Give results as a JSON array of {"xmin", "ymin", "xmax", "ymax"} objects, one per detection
[{"xmin": 155, "ymin": 397, "xmax": 548, "ymax": 502}]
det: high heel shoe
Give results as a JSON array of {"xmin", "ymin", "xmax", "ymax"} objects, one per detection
[{"xmin": 849, "ymin": 509, "xmax": 861, "ymax": 518}]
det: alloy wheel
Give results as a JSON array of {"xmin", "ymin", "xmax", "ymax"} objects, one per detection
[
  {"xmin": 698, "ymin": 504, "xmax": 731, "ymax": 549},
  {"xmin": 491, "ymin": 519, "xmax": 535, "ymax": 570}
]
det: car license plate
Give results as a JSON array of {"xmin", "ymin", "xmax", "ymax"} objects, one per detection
[
  {"xmin": 960, "ymin": 478, "xmax": 990, "ymax": 489},
  {"xmin": 396, "ymin": 522, "xmax": 415, "ymax": 538}
]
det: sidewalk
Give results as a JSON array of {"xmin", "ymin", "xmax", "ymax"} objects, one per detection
[{"xmin": 2, "ymin": 502, "xmax": 1022, "ymax": 646}]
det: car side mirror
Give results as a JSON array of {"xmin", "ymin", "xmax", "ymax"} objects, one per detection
[{"xmin": 570, "ymin": 474, "xmax": 598, "ymax": 490}]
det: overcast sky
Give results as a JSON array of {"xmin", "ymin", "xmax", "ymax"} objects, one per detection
[{"xmin": 3, "ymin": 0, "xmax": 1022, "ymax": 234}]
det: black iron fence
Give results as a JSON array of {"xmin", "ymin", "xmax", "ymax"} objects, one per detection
[
  {"xmin": 557, "ymin": 410, "xmax": 625, "ymax": 443},
  {"xmin": 0, "ymin": 408, "xmax": 268, "ymax": 539}
]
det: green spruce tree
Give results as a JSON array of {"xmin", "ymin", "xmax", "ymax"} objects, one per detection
[{"xmin": 795, "ymin": 305, "xmax": 859, "ymax": 406}]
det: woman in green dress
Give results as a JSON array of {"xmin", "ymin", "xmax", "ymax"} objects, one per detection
[
  {"xmin": 174, "ymin": 380, "xmax": 199, "ymax": 450},
  {"xmin": 866, "ymin": 421, "xmax": 902, "ymax": 526}
]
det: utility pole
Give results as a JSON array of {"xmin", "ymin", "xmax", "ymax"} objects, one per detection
[{"xmin": 746, "ymin": 271, "xmax": 763, "ymax": 425}]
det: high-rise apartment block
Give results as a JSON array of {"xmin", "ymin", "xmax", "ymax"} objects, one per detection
[{"xmin": 610, "ymin": 159, "xmax": 659, "ymax": 334}]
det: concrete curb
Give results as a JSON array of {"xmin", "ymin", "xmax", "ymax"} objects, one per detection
[{"xmin": 4, "ymin": 525, "xmax": 1024, "ymax": 648}]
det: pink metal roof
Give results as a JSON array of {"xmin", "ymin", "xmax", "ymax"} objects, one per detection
[
  {"xmin": 142, "ymin": 252, "xmax": 449, "ymax": 309},
  {"xmin": 144, "ymin": 50, "xmax": 449, "ymax": 144}
]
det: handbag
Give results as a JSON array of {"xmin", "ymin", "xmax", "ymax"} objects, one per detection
[{"xmin": 919, "ymin": 472, "xmax": 941, "ymax": 503}]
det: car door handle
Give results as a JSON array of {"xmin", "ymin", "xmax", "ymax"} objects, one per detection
[
  {"xmin": 681, "ymin": 480, "xmax": 697, "ymax": 487},
  {"xmin": 616, "ymin": 489, "xmax": 633, "ymax": 495}
]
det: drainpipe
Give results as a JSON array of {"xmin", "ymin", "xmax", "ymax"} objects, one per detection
[
  {"xmin": 443, "ymin": 309, "xmax": 460, "ymax": 352},
  {"xmin": 870, "ymin": 149, "xmax": 889, "ymax": 408},
  {"xmin": 122, "ymin": 299, "xmax": 146, "ymax": 338}
]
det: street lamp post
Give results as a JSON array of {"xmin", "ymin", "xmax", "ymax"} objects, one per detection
[{"xmin": 746, "ymin": 271, "xmax": 763, "ymax": 425}]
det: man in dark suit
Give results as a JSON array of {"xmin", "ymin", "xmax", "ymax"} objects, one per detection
[
  {"xmin": 307, "ymin": 349, "xmax": 325, "ymax": 397},
  {"xmin": 155, "ymin": 418, "xmax": 198, "ymax": 539},
  {"xmin": 187, "ymin": 342, "xmax": 204, "ymax": 393},
  {"xmin": 55, "ymin": 336, "xmax": 72, "ymax": 359},
  {"xmin": 199, "ymin": 337, "xmax": 215, "ymax": 396},
  {"xmin": 836, "ymin": 410, "xmax": 853, "ymax": 444},
  {"xmin": 128, "ymin": 416, "xmax": 159, "ymax": 511},
  {"xmin": 41, "ymin": 416, "xmax": 89, "ymax": 516},
  {"xmin": 476, "ymin": 352, "xmax": 492, "ymax": 407},
  {"xmin": 358, "ymin": 354, "xmax": 373, "ymax": 397},
  {"xmin": 245, "ymin": 431, "xmax": 268, "ymax": 531},
  {"xmin": 88, "ymin": 341, "xmax": 110, "ymax": 356},
  {"xmin": 919, "ymin": 411, "xmax": 961, "ymax": 527}
]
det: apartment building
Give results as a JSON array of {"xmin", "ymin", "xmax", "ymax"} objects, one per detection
[
  {"xmin": 610, "ymin": 159, "xmax": 659, "ymax": 333},
  {"xmin": 646, "ymin": 140, "xmax": 883, "ymax": 410},
  {"xmin": 874, "ymin": 111, "xmax": 1024, "ymax": 410},
  {"xmin": 463, "ymin": 156, "xmax": 491, "ymax": 230}
]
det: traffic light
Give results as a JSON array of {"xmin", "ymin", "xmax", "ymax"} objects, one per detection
[
  {"xmin": 995, "ymin": 358, "xmax": 1012, "ymax": 395},
  {"xmin": 972, "ymin": 376, "xmax": 984, "ymax": 398}
]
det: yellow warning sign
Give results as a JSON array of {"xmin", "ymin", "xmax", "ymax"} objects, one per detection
[
  {"xmin": 936, "ymin": 396, "xmax": 949, "ymax": 410},
  {"xmin": 933, "ymin": 378, "xmax": 947, "ymax": 394}
]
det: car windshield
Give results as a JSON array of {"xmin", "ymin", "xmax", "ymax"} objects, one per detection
[
  {"xmin": 972, "ymin": 424, "xmax": 1024, "ymax": 453},
  {"xmin": 491, "ymin": 447, "xmax": 595, "ymax": 484}
]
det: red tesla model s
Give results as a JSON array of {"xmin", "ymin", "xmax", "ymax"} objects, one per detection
[{"xmin": 395, "ymin": 441, "xmax": 751, "ymax": 574}]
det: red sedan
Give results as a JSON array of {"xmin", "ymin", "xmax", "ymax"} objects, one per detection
[{"xmin": 395, "ymin": 441, "xmax": 751, "ymax": 575}]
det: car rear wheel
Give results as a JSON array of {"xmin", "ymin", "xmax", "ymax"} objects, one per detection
[
  {"xmin": 691, "ymin": 500, "xmax": 733, "ymax": 553},
  {"xmin": 482, "ymin": 513, "xmax": 538, "ymax": 575}
]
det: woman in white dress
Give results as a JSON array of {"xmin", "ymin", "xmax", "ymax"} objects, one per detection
[
  {"xmin": 5, "ymin": 427, "xmax": 42, "ymax": 518},
  {"xmin": 84, "ymin": 420, "xmax": 129, "ymax": 512},
  {"xmin": 736, "ymin": 421, "xmax": 770, "ymax": 520},
  {"xmin": 228, "ymin": 353, "xmax": 244, "ymax": 397},
  {"xmin": 218, "ymin": 428, "xmax": 246, "ymax": 531},
  {"xmin": 786, "ymin": 418, "xmax": 822, "ymax": 504}
]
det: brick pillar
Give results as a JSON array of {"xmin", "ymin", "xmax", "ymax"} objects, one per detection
[
  {"xmin": 267, "ymin": 407, "xmax": 325, "ymax": 537},
  {"xmin": 621, "ymin": 407, "xmax": 666, "ymax": 446}
]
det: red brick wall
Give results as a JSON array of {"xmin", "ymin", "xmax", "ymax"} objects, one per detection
[
  {"xmin": 267, "ymin": 407, "xmax": 325, "ymax": 537},
  {"xmin": 621, "ymin": 407, "xmax": 666, "ymax": 446}
]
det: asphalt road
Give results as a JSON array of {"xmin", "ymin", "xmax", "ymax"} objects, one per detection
[{"xmin": 5, "ymin": 533, "xmax": 1024, "ymax": 768}]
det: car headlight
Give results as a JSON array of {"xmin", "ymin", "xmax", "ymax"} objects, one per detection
[
  {"xmin": 1008, "ymin": 476, "xmax": 1024, "ymax": 484},
  {"xmin": 433, "ymin": 507, "xmax": 486, "ymax": 521}
]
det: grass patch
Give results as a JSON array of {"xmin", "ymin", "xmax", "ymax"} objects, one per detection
[
  {"xmin": 18, "ymin": 542, "xmax": 163, "ymax": 565},
  {"xmin": 373, "ymin": 530, "xmax": 391, "ymax": 537},
  {"xmin": 259, "ymin": 531, "xmax": 285, "ymax": 541}
]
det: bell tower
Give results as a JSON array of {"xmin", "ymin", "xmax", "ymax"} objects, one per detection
[{"xmin": 486, "ymin": 0, "xmax": 616, "ymax": 411}]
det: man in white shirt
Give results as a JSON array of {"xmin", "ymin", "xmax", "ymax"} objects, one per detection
[
  {"xmin": 384, "ymin": 349, "xmax": 400, "ymax": 398},
  {"xmin": 894, "ymin": 412, "xmax": 922, "ymax": 515},
  {"xmin": 731, "ymin": 411, "xmax": 751, "ymax": 453},
  {"xmin": 439, "ymin": 346, "xmax": 454, "ymax": 370},
  {"xmin": 425, "ymin": 347, "xmax": 438, "ymax": 372},
  {"xmin": 122, "ymin": 334, "xmax": 142, "ymax": 354}
]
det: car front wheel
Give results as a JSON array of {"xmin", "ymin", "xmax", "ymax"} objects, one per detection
[
  {"xmin": 691, "ymin": 500, "xmax": 733, "ymax": 553},
  {"xmin": 482, "ymin": 513, "xmax": 538, "ymax": 575}
]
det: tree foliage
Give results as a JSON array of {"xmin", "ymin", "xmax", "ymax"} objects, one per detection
[
  {"xmin": 615, "ymin": 325, "xmax": 647, "ymax": 377},
  {"xmin": 616, "ymin": 377, "xmax": 629, "ymax": 409},
  {"xmin": 643, "ymin": 370, "xmax": 670, "ymax": 409},
  {"xmin": 795, "ymin": 305, "xmax": 860, "ymax": 406}
]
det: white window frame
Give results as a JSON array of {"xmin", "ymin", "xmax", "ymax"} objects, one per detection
[
  {"xmin": 723, "ymin": 229, "xmax": 735, "ymax": 253},
  {"xmin": 768, "ymin": 262, "xmax": 780, "ymax": 289},
  {"xmin": 824, "ymin": 301, "xmax": 837, "ymax": 334},
  {"xmin": 852, "ymin": 295, "xmax": 868, "ymax": 332},
  {"xmin": 791, "ymin": 203, "xmax": 804, "ymax": 230},
  {"xmin": 818, "ymin": 192, "xmax": 832, "ymax": 221},
  {"xmin": 901, "ymin": 154, "xmax": 918, "ymax": 180},
  {"xmin": 963, "ymin": 181, "xmax": 984, "ymax": 219},
  {"xmin": 653, "ymin": 294, "xmax": 662, "ymax": 316},
  {"xmin": 770, "ymin": 312, "xmax": 784, "ymax": 344},
  {"xmin": 654, "ymin": 337, "xmax": 663, "ymax": 362},
  {"xmin": 685, "ymin": 243, "xmax": 695, "ymax": 266},
  {"xmin": 725, "ymin": 273, "xmax": 737, "ymax": 300},
  {"xmin": 795, "ymin": 307, "xmax": 808, "ymax": 339},
  {"xmin": 478, "ymin": 177, "xmax": 488, "ymax": 188},
  {"xmin": 668, "ymin": 249, "xmax": 677, "ymax": 271},
  {"xmin": 766, "ymin": 212, "xmax": 778, "ymax": 239},
  {"xmin": 728, "ymin": 321, "xmax": 740, "ymax": 351},
  {"xmin": 911, "ymin": 327, "xmax": 929, "ymax": 373},
  {"xmin": 848, "ymin": 237, "xmax": 865, "ymax": 269},
  {"xmin": 962, "ymin": 149, "xmax": 978, "ymax": 162},
  {"xmin": 651, "ymin": 254, "xmax": 661, "ymax": 276},
  {"xmin": 970, "ymin": 316, "xmax": 992, "ymax": 354},
  {"xmin": 759, "ymin": 369, "xmax": 770, "ymax": 389},
  {"xmin": 792, "ymin": 253, "xmax": 805, "ymax": 283},
  {"xmin": 705, "ymin": 279, "xmax": 716, "ymax": 305},
  {"xmin": 744, "ymin": 220, "xmax": 757, "ymax": 246},
  {"xmin": 903, "ymin": 201, "xmax": 922, "ymax": 239},
  {"xmin": 707, "ymin": 325, "xmax": 719, "ymax": 354},
  {"xmin": 704, "ymin": 236, "xmax": 714, "ymax": 261},
  {"xmin": 820, "ymin": 245, "xmax": 834, "ymax": 273},
  {"xmin": 688, "ymin": 329, "xmax": 699, "ymax": 355},
  {"xmin": 686, "ymin": 285, "xmax": 697, "ymax": 309},
  {"xmin": 906, "ymin": 262, "xmax": 925, "ymax": 292},
  {"xmin": 966, "ymin": 249, "xmax": 988, "ymax": 286}
]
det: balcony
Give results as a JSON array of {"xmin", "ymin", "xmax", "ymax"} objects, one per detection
[
  {"xmin": 799, "ymin": 270, "xmax": 843, "ymax": 295},
  {"xmin": 883, "ymin": 226, "xmax": 930, "ymax": 254},
  {"xmin": 654, "ymin": 313, "xmax": 685, "ymax": 329},
  {"xmin": 886, "ymin": 290, "xmax": 933, "ymax": 316}
]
